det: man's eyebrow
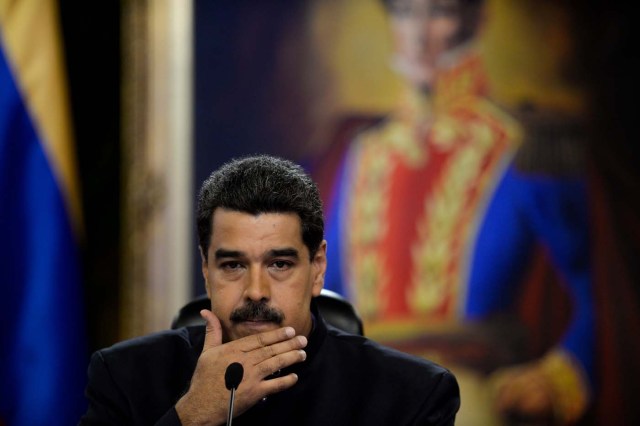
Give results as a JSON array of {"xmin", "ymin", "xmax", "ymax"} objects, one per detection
[
  {"xmin": 268, "ymin": 248, "xmax": 299, "ymax": 259},
  {"xmin": 214, "ymin": 248, "xmax": 245, "ymax": 259}
]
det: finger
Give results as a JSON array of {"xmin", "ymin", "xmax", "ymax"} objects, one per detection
[
  {"xmin": 495, "ymin": 373, "xmax": 550, "ymax": 417},
  {"xmin": 200, "ymin": 309, "xmax": 223, "ymax": 351},
  {"xmin": 237, "ymin": 326, "xmax": 297, "ymax": 352},
  {"xmin": 494, "ymin": 388, "xmax": 513, "ymax": 414},
  {"xmin": 253, "ymin": 335, "xmax": 308, "ymax": 362},
  {"xmin": 254, "ymin": 348, "xmax": 307, "ymax": 378},
  {"xmin": 514, "ymin": 375, "xmax": 553, "ymax": 416},
  {"xmin": 494, "ymin": 374, "xmax": 521, "ymax": 413},
  {"xmin": 517, "ymin": 388, "xmax": 552, "ymax": 416},
  {"xmin": 259, "ymin": 373, "xmax": 299, "ymax": 398}
]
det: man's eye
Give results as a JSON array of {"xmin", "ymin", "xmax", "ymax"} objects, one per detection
[
  {"xmin": 271, "ymin": 260, "xmax": 292, "ymax": 270},
  {"xmin": 221, "ymin": 261, "xmax": 243, "ymax": 270},
  {"xmin": 430, "ymin": 2, "xmax": 459, "ymax": 17}
]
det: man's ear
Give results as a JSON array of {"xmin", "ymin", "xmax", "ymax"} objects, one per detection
[
  {"xmin": 311, "ymin": 240, "xmax": 327, "ymax": 297},
  {"xmin": 199, "ymin": 246, "xmax": 211, "ymax": 299}
]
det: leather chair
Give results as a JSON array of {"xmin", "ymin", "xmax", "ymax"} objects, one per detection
[{"xmin": 171, "ymin": 288, "xmax": 364, "ymax": 336}]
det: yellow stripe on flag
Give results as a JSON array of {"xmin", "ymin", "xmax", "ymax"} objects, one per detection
[{"xmin": 0, "ymin": 0, "xmax": 82, "ymax": 230}]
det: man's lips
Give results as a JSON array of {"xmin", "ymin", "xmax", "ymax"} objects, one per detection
[
  {"xmin": 235, "ymin": 320, "xmax": 278, "ymax": 331},
  {"xmin": 234, "ymin": 318, "xmax": 277, "ymax": 325}
]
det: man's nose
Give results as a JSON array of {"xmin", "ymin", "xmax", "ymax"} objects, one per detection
[
  {"xmin": 407, "ymin": 20, "xmax": 429, "ymax": 51},
  {"xmin": 243, "ymin": 266, "xmax": 270, "ymax": 301}
]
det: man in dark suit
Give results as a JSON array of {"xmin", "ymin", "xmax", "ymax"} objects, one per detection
[{"xmin": 80, "ymin": 155, "xmax": 460, "ymax": 425}]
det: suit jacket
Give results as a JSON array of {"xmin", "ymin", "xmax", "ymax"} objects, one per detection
[{"xmin": 80, "ymin": 306, "xmax": 460, "ymax": 425}]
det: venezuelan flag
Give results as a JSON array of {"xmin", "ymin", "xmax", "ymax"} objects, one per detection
[{"xmin": 0, "ymin": 0, "xmax": 87, "ymax": 424}]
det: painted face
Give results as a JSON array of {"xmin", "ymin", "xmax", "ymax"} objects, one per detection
[
  {"xmin": 202, "ymin": 209, "xmax": 326, "ymax": 342},
  {"xmin": 388, "ymin": 0, "xmax": 463, "ymax": 91}
]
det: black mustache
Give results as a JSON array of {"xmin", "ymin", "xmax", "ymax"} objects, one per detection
[{"xmin": 230, "ymin": 301, "xmax": 285, "ymax": 324}]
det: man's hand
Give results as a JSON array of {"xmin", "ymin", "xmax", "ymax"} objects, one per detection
[
  {"xmin": 175, "ymin": 309, "xmax": 308, "ymax": 426},
  {"xmin": 490, "ymin": 363, "xmax": 555, "ymax": 424}
]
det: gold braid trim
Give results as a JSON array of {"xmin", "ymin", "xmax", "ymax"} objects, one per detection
[
  {"xmin": 409, "ymin": 98, "xmax": 519, "ymax": 316},
  {"xmin": 346, "ymin": 88, "xmax": 432, "ymax": 320},
  {"xmin": 347, "ymin": 135, "xmax": 391, "ymax": 319},
  {"xmin": 539, "ymin": 349, "xmax": 590, "ymax": 423}
]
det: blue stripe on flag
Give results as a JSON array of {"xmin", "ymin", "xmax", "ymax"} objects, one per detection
[{"xmin": 0, "ymin": 40, "xmax": 87, "ymax": 425}]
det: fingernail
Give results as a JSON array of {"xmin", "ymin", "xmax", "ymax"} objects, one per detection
[
  {"xmin": 285, "ymin": 327, "xmax": 295, "ymax": 338},
  {"xmin": 299, "ymin": 350, "xmax": 307, "ymax": 361},
  {"xmin": 297, "ymin": 336, "xmax": 307, "ymax": 347}
]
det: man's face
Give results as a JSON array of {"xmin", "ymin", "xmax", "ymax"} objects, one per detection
[
  {"xmin": 202, "ymin": 208, "xmax": 326, "ymax": 342},
  {"xmin": 388, "ymin": 0, "xmax": 463, "ymax": 91}
]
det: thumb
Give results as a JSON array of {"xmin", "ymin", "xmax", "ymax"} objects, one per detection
[{"xmin": 200, "ymin": 309, "xmax": 223, "ymax": 350}]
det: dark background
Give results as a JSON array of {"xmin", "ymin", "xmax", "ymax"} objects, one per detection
[{"xmin": 59, "ymin": 0, "xmax": 121, "ymax": 352}]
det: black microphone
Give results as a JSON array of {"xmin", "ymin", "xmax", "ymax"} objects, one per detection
[{"xmin": 224, "ymin": 362, "xmax": 244, "ymax": 426}]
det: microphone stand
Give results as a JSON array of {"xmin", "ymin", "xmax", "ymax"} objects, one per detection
[
  {"xmin": 225, "ymin": 362, "xmax": 244, "ymax": 426},
  {"xmin": 227, "ymin": 387, "xmax": 237, "ymax": 426}
]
